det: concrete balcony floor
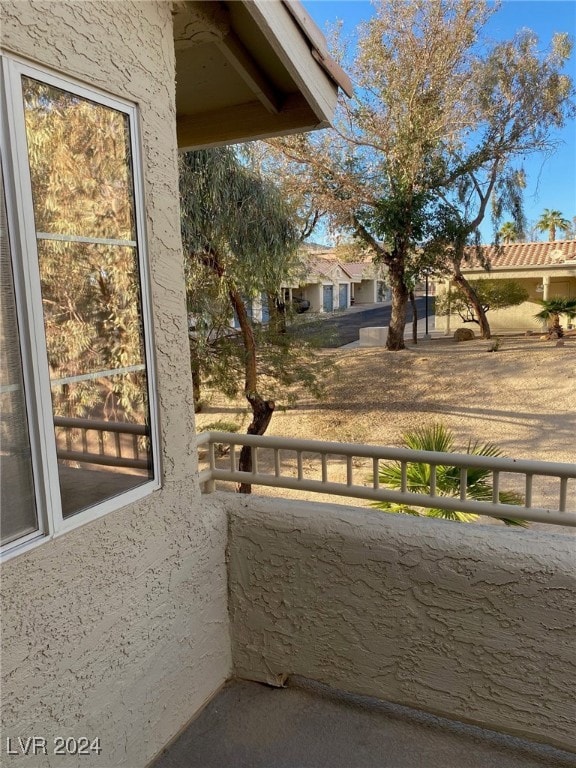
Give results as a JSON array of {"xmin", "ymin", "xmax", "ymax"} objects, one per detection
[{"xmin": 151, "ymin": 679, "xmax": 576, "ymax": 768}]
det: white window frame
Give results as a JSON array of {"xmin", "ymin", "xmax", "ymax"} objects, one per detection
[{"xmin": 0, "ymin": 54, "xmax": 161, "ymax": 561}]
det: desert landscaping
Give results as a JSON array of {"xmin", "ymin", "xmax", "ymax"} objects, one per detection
[{"xmin": 196, "ymin": 333, "xmax": 575, "ymax": 531}]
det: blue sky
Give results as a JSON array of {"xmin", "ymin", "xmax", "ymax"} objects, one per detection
[{"xmin": 302, "ymin": 0, "xmax": 576, "ymax": 242}]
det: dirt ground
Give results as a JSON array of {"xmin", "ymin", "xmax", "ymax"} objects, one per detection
[{"xmin": 196, "ymin": 334, "xmax": 576, "ymax": 529}]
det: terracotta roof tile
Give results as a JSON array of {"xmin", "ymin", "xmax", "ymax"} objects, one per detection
[
  {"xmin": 467, "ymin": 240, "xmax": 576, "ymax": 269},
  {"xmin": 341, "ymin": 263, "xmax": 365, "ymax": 278},
  {"xmin": 306, "ymin": 256, "xmax": 354, "ymax": 280}
]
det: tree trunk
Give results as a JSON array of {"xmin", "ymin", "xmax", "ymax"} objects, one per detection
[
  {"xmin": 270, "ymin": 294, "xmax": 287, "ymax": 334},
  {"xmin": 228, "ymin": 286, "xmax": 275, "ymax": 493},
  {"xmin": 452, "ymin": 269, "xmax": 491, "ymax": 339},
  {"xmin": 237, "ymin": 394, "xmax": 275, "ymax": 493},
  {"xmin": 351, "ymin": 218, "xmax": 408, "ymax": 352},
  {"xmin": 386, "ymin": 257, "xmax": 408, "ymax": 350},
  {"xmin": 189, "ymin": 342, "xmax": 202, "ymax": 412},
  {"xmin": 409, "ymin": 289, "xmax": 418, "ymax": 344},
  {"xmin": 551, "ymin": 313, "xmax": 563, "ymax": 338}
]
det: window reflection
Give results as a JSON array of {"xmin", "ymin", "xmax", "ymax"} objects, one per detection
[
  {"xmin": 22, "ymin": 78, "xmax": 135, "ymax": 241},
  {"xmin": 22, "ymin": 78, "xmax": 153, "ymax": 519}
]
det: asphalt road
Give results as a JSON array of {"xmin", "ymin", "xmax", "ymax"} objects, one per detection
[{"xmin": 292, "ymin": 296, "xmax": 434, "ymax": 347}]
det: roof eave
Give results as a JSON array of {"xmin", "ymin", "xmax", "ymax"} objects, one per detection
[{"xmin": 175, "ymin": 0, "xmax": 349, "ymax": 150}]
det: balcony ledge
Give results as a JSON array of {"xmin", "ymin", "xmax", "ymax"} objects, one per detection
[{"xmin": 223, "ymin": 495, "xmax": 575, "ymax": 753}]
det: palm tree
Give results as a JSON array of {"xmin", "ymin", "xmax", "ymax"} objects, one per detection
[
  {"xmin": 536, "ymin": 209, "xmax": 570, "ymax": 241},
  {"xmin": 371, "ymin": 423, "xmax": 526, "ymax": 525},
  {"xmin": 498, "ymin": 221, "xmax": 520, "ymax": 243},
  {"xmin": 534, "ymin": 297, "xmax": 576, "ymax": 338}
]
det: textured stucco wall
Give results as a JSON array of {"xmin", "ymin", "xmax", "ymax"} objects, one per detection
[
  {"xmin": 1, "ymin": 3, "xmax": 230, "ymax": 766},
  {"xmin": 354, "ymin": 280, "xmax": 377, "ymax": 304},
  {"xmin": 434, "ymin": 276, "xmax": 576, "ymax": 333},
  {"xmin": 227, "ymin": 496, "xmax": 576, "ymax": 752}
]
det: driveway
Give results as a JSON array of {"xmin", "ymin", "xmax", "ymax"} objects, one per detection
[{"xmin": 292, "ymin": 296, "xmax": 434, "ymax": 347}]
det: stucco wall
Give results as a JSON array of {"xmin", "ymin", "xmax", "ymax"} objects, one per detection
[
  {"xmin": 227, "ymin": 496, "xmax": 576, "ymax": 752},
  {"xmin": 354, "ymin": 280, "xmax": 377, "ymax": 303},
  {"xmin": 302, "ymin": 283, "xmax": 323, "ymax": 312},
  {"xmin": 435, "ymin": 275, "xmax": 576, "ymax": 333},
  {"xmin": 1, "ymin": 3, "xmax": 230, "ymax": 766}
]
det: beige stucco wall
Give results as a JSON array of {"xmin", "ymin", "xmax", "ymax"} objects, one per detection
[
  {"xmin": 228, "ymin": 496, "xmax": 576, "ymax": 752},
  {"xmin": 1, "ymin": 3, "xmax": 230, "ymax": 766},
  {"xmin": 302, "ymin": 283, "xmax": 323, "ymax": 312},
  {"xmin": 354, "ymin": 279, "xmax": 377, "ymax": 303},
  {"xmin": 435, "ymin": 274, "xmax": 576, "ymax": 333}
]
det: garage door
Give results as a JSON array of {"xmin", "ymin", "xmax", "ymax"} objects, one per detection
[
  {"xmin": 323, "ymin": 284, "xmax": 333, "ymax": 312},
  {"xmin": 339, "ymin": 284, "xmax": 348, "ymax": 309},
  {"xmin": 261, "ymin": 292, "xmax": 270, "ymax": 323}
]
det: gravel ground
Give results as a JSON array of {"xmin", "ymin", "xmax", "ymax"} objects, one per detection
[{"xmin": 196, "ymin": 334, "xmax": 576, "ymax": 531}]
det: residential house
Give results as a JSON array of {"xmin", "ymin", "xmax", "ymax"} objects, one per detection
[
  {"xmin": 291, "ymin": 255, "xmax": 354, "ymax": 311},
  {"xmin": 1, "ymin": 3, "xmax": 574, "ymax": 766},
  {"xmin": 284, "ymin": 249, "xmax": 388, "ymax": 312},
  {"xmin": 435, "ymin": 240, "xmax": 576, "ymax": 333},
  {"xmin": 343, "ymin": 261, "xmax": 389, "ymax": 303}
]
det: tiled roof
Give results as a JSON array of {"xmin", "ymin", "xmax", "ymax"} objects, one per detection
[
  {"xmin": 466, "ymin": 240, "xmax": 576, "ymax": 269},
  {"xmin": 307, "ymin": 257, "xmax": 353, "ymax": 280},
  {"xmin": 342, "ymin": 263, "xmax": 365, "ymax": 278},
  {"xmin": 307, "ymin": 256, "xmax": 338, "ymax": 273}
]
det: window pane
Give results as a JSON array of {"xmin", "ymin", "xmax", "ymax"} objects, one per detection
[
  {"xmin": 22, "ymin": 80, "xmax": 154, "ymax": 519},
  {"xmin": 1, "ymin": 179, "xmax": 38, "ymax": 545},
  {"xmin": 22, "ymin": 78, "xmax": 135, "ymax": 241}
]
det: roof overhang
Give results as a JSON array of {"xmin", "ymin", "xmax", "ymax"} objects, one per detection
[{"xmin": 173, "ymin": 0, "xmax": 351, "ymax": 150}]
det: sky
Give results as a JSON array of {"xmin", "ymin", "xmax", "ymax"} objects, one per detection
[{"xmin": 301, "ymin": 0, "xmax": 576, "ymax": 243}]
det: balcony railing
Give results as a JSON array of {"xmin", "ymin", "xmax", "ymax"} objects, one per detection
[
  {"xmin": 197, "ymin": 431, "xmax": 576, "ymax": 527},
  {"xmin": 53, "ymin": 416, "xmax": 150, "ymax": 470}
]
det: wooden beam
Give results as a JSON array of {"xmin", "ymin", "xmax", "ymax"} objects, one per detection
[
  {"xmin": 242, "ymin": 0, "xmax": 339, "ymax": 122},
  {"xmin": 176, "ymin": 94, "xmax": 327, "ymax": 150},
  {"xmin": 217, "ymin": 31, "xmax": 281, "ymax": 114}
]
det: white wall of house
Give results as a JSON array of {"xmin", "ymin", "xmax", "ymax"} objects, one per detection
[
  {"xmin": 0, "ymin": 4, "xmax": 230, "ymax": 766},
  {"xmin": 301, "ymin": 282, "xmax": 324, "ymax": 312},
  {"xmin": 354, "ymin": 279, "xmax": 378, "ymax": 304}
]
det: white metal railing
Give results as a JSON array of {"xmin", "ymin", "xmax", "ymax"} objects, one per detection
[{"xmin": 197, "ymin": 431, "xmax": 576, "ymax": 527}]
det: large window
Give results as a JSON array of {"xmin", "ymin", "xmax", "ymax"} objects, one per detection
[{"xmin": 1, "ymin": 57, "xmax": 159, "ymax": 557}]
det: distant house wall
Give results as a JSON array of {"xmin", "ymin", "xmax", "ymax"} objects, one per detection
[
  {"xmin": 0, "ymin": 4, "xmax": 230, "ymax": 766},
  {"xmin": 300, "ymin": 283, "xmax": 324, "ymax": 312},
  {"xmin": 435, "ymin": 272, "xmax": 576, "ymax": 333},
  {"xmin": 354, "ymin": 279, "xmax": 378, "ymax": 303}
]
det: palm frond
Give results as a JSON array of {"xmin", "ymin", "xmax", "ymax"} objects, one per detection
[{"xmin": 370, "ymin": 423, "xmax": 527, "ymax": 526}]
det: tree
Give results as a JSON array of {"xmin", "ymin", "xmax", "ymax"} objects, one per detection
[
  {"xmin": 371, "ymin": 423, "xmax": 526, "ymax": 525},
  {"xmin": 269, "ymin": 1, "xmax": 574, "ymax": 347},
  {"xmin": 431, "ymin": 29, "xmax": 574, "ymax": 339},
  {"xmin": 536, "ymin": 209, "xmax": 571, "ymax": 241},
  {"xmin": 565, "ymin": 216, "xmax": 576, "ymax": 240},
  {"xmin": 534, "ymin": 297, "xmax": 576, "ymax": 338},
  {"xmin": 498, "ymin": 222, "xmax": 521, "ymax": 243},
  {"xmin": 180, "ymin": 148, "xmax": 328, "ymax": 491},
  {"xmin": 269, "ymin": 0, "xmax": 493, "ymax": 350},
  {"xmin": 23, "ymin": 79, "xmax": 148, "ymax": 423},
  {"xmin": 435, "ymin": 278, "xmax": 529, "ymax": 325}
]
